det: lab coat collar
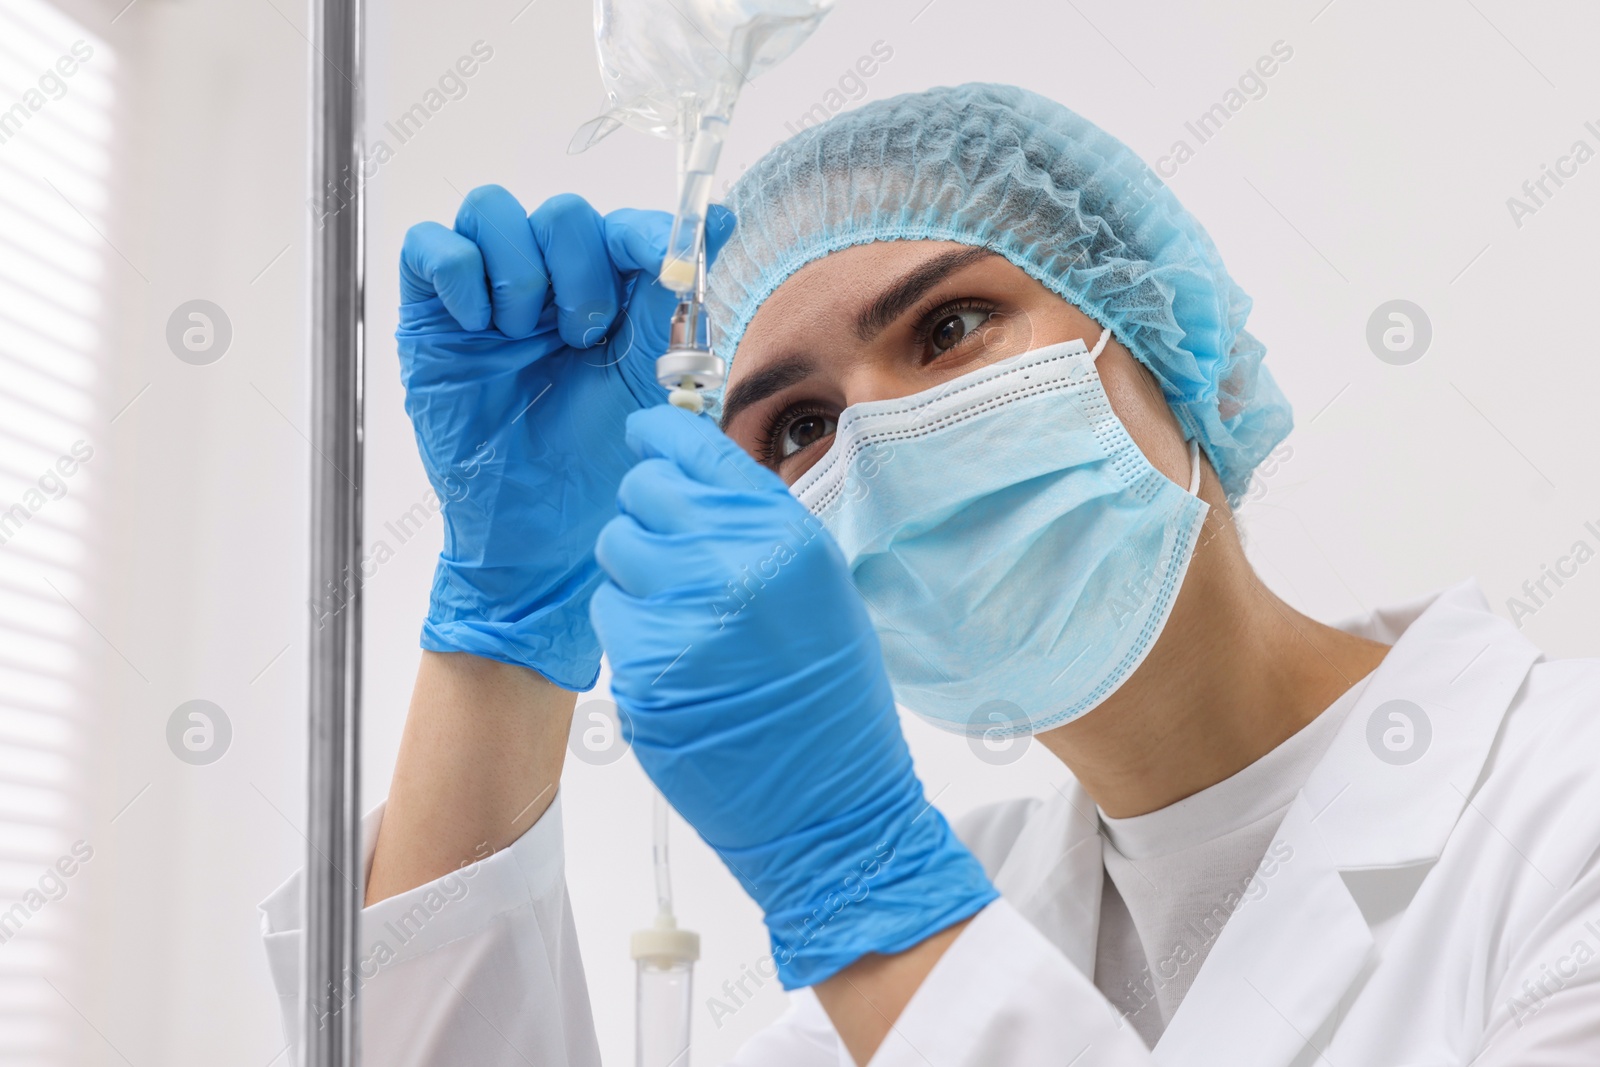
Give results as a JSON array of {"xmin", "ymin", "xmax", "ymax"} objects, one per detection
[
  {"xmin": 990, "ymin": 780, "xmax": 1104, "ymax": 979},
  {"xmin": 990, "ymin": 582, "xmax": 1541, "ymax": 1064},
  {"xmin": 1305, "ymin": 578, "xmax": 1542, "ymax": 870},
  {"xmin": 1152, "ymin": 579, "xmax": 1542, "ymax": 1065}
]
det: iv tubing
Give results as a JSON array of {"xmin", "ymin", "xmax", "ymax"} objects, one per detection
[
  {"xmin": 634, "ymin": 793, "xmax": 698, "ymax": 1067},
  {"xmin": 652, "ymin": 790, "xmax": 673, "ymax": 918},
  {"xmin": 659, "ymin": 95, "xmax": 732, "ymax": 294}
]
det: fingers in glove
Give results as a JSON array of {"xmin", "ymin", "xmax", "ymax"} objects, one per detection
[
  {"xmin": 625, "ymin": 406, "xmax": 784, "ymax": 494},
  {"xmin": 593, "ymin": 514, "xmax": 700, "ymax": 599},
  {"xmin": 400, "ymin": 221, "xmax": 492, "ymax": 331},
  {"xmin": 603, "ymin": 203, "xmax": 735, "ymax": 271},
  {"xmin": 454, "ymin": 185, "xmax": 549, "ymax": 339},
  {"xmin": 530, "ymin": 193, "xmax": 622, "ymax": 350},
  {"xmin": 604, "ymin": 205, "xmax": 739, "ymax": 401},
  {"xmin": 604, "ymin": 208, "xmax": 670, "ymax": 278},
  {"xmin": 603, "ymin": 209, "xmax": 676, "ymax": 397},
  {"xmin": 617, "ymin": 457, "xmax": 765, "ymax": 537}
]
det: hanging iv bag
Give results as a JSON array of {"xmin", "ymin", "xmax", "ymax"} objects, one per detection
[{"xmin": 571, "ymin": 0, "xmax": 837, "ymax": 290}]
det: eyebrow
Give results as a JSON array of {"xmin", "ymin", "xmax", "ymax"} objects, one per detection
[
  {"xmin": 718, "ymin": 245, "xmax": 996, "ymax": 431},
  {"xmin": 854, "ymin": 245, "xmax": 996, "ymax": 342},
  {"xmin": 718, "ymin": 354, "xmax": 815, "ymax": 431}
]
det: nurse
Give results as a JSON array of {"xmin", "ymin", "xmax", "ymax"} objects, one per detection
[{"xmin": 261, "ymin": 85, "xmax": 1600, "ymax": 1065}]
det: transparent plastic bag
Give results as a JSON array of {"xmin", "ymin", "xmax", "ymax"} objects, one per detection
[{"xmin": 570, "ymin": 0, "xmax": 836, "ymax": 151}]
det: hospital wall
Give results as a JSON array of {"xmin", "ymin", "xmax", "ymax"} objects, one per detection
[{"xmin": 22, "ymin": 0, "xmax": 1594, "ymax": 1064}]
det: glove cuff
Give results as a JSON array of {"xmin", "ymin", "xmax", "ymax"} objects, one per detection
[
  {"xmin": 759, "ymin": 804, "xmax": 999, "ymax": 989},
  {"xmin": 421, "ymin": 559, "xmax": 603, "ymax": 691},
  {"xmin": 420, "ymin": 619, "xmax": 601, "ymax": 691}
]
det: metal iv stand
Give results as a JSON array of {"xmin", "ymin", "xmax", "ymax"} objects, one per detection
[{"xmin": 306, "ymin": 0, "xmax": 364, "ymax": 1063}]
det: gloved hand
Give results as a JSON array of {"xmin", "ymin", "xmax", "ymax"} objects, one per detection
[
  {"xmin": 396, "ymin": 186, "xmax": 734, "ymax": 689},
  {"xmin": 590, "ymin": 406, "xmax": 998, "ymax": 987}
]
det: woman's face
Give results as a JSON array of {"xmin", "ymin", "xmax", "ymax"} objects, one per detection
[{"xmin": 719, "ymin": 240, "xmax": 1198, "ymax": 492}]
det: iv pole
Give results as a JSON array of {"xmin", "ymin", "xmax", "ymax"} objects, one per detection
[{"xmin": 305, "ymin": 0, "xmax": 364, "ymax": 1062}]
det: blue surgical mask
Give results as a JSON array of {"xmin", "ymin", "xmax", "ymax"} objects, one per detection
[{"xmin": 790, "ymin": 331, "xmax": 1207, "ymax": 738}]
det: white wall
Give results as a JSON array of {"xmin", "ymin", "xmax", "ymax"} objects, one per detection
[
  {"xmin": 36, "ymin": 0, "xmax": 1599, "ymax": 1064},
  {"xmin": 54, "ymin": 0, "xmax": 312, "ymax": 1063}
]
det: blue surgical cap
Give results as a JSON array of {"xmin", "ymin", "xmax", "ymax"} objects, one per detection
[{"xmin": 704, "ymin": 82, "xmax": 1292, "ymax": 503}]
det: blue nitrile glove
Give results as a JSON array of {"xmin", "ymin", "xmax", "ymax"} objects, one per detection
[
  {"xmin": 396, "ymin": 186, "xmax": 735, "ymax": 689},
  {"xmin": 590, "ymin": 405, "xmax": 998, "ymax": 987}
]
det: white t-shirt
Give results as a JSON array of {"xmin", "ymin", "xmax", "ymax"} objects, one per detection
[{"xmin": 1092, "ymin": 674, "xmax": 1373, "ymax": 1046}]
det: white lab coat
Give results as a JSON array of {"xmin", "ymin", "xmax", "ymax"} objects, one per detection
[{"xmin": 260, "ymin": 580, "xmax": 1600, "ymax": 1065}]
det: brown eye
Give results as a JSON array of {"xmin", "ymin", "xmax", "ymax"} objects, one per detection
[
  {"xmin": 780, "ymin": 412, "xmax": 837, "ymax": 458},
  {"xmin": 930, "ymin": 308, "xmax": 992, "ymax": 354}
]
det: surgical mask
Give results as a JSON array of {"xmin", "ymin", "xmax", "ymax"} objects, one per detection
[{"xmin": 790, "ymin": 330, "xmax": 1207, "ymax": 738}]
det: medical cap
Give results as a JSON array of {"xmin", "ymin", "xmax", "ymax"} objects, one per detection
[{"xmin": 704, "ymin": 82, "xmax": 1292, "ymax": 503}]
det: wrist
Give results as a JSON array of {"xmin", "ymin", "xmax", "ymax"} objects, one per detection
[
  {"xmin": 754, "ymin": 800, "xmax": 998, "ymax": 989},
  {"xmin": 814, "ymin": 915, "xmax": 977, "ymax": 1067}
]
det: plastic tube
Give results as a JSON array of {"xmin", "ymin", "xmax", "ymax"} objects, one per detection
[
  {"xmin": 653, "ymin": 791, "xmax": 673, "ymax": 916},
  {"xmin": 658, "ymin": 101, "xmax": 730, "ymax": 294},
  {"xmin": 635, "ymin": 956, "xmax": 694, "ymax": 1067},
  {"xmin": 633, "ymin": 793, "xmax": 699, "ymax": 1067}
]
